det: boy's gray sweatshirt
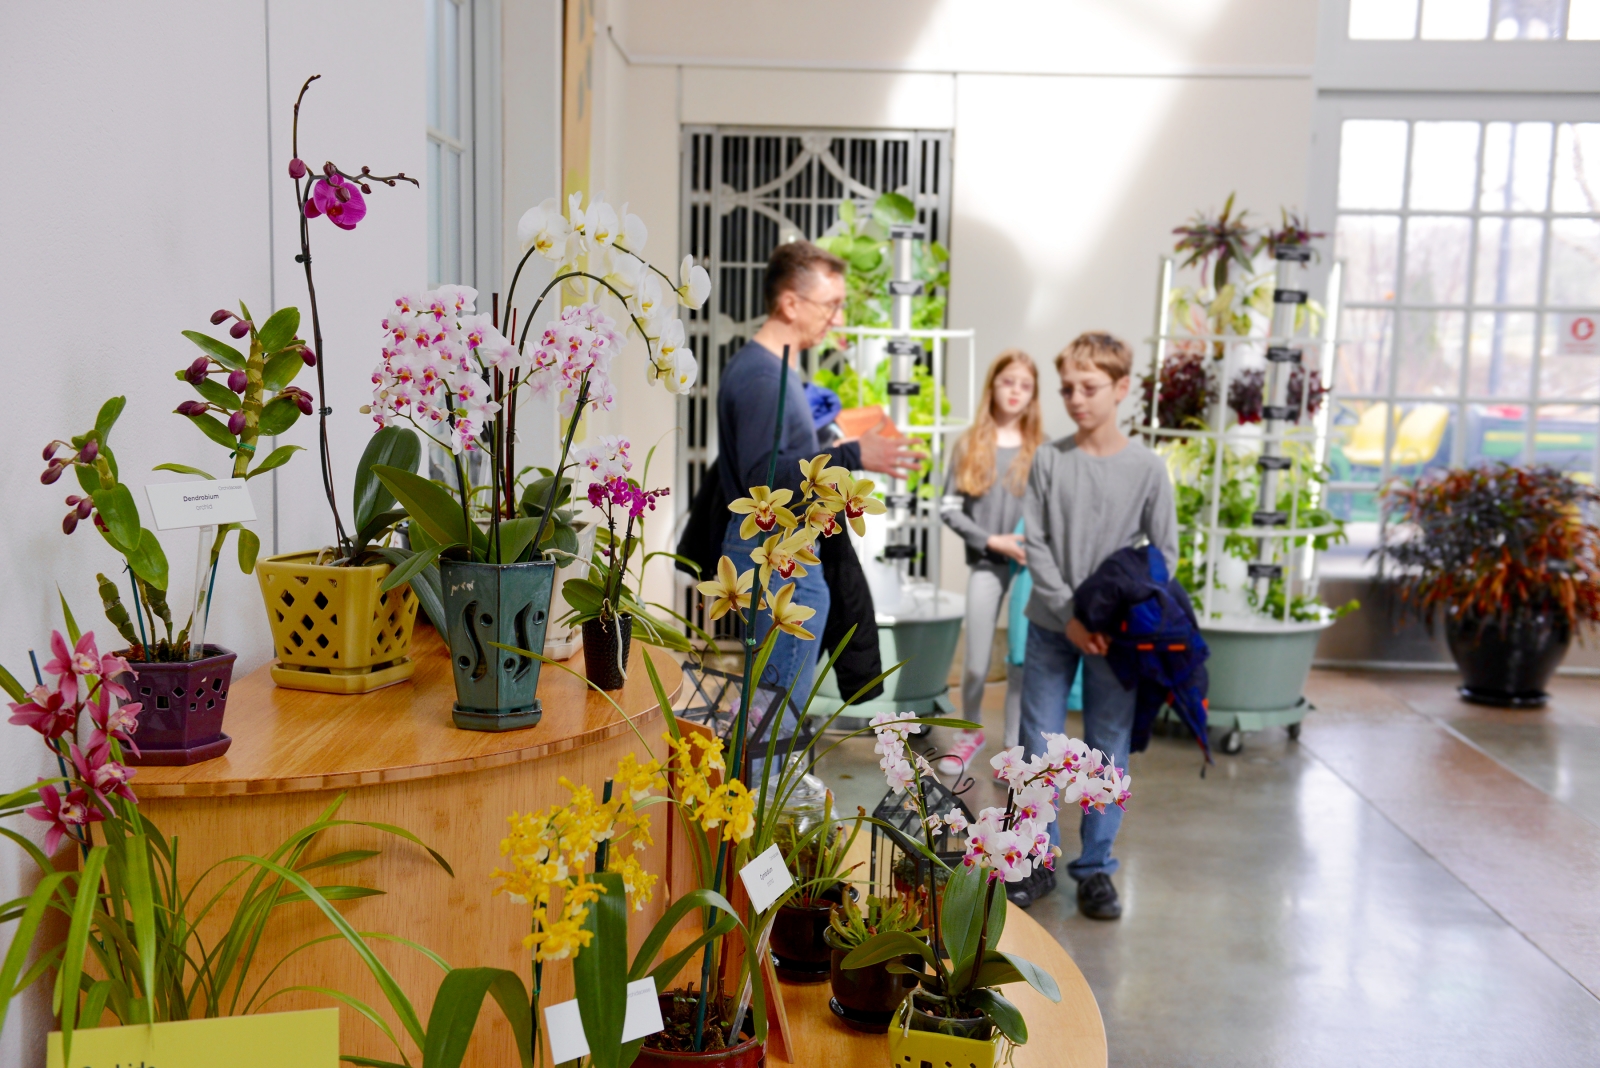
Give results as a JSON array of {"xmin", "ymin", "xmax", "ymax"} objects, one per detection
[{"xmin": 1022, "ymin": 435, "xmax": 1180, "ymax": 633}]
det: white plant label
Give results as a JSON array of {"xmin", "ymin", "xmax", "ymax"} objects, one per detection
[
  {"xmin": 543, "ymin": 999, "xmax": 588, "ymax": 1064},
  {"xmin": 145, "ymin": 479, "xmax": 256, "ymax": 530},
  {"xmin": 621, "ymin": 977, "xmax": 665, "ymax": 1042},
  {"xmin": 737, "ymin": 842, "xmax": 794, "ymax": 914},
  {"xmin": 542, "ymin": 979, "xmax": 663, "ymax": 1063}
]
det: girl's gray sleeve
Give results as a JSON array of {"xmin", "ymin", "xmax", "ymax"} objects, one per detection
[{"xmin": 939, "ymin": 447, "xmax": 991, "ymax": 552}]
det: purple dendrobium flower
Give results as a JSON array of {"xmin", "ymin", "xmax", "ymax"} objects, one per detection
[{"xmin": 304, "ymin": 174, "xmax": 367, "ymax": 231}]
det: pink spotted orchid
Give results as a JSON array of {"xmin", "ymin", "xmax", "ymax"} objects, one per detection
[
  {"xmin": 25, "ymin": 782, "xmax": 104, "ymax": 855},
  {"xmin": 871, "ymin": 715, "xmax": 1131, "ymax": 885}
]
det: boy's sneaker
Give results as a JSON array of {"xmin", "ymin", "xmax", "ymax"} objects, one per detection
[
  {"xmin": 1005, "ymin": 866, "xmax": 1056, "ymax": 909},
  {"xmin": 936, "ymin": 728, "xmax": 985, "ymax": 776},
  {"xmin": 1076, "ymin": 873, "xmax": 1122, "ymax": 920}
]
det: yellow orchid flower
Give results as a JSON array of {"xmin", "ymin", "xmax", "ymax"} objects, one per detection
[
  {"xmin": 762, "ymin": 581, "xmax": 816, "ymax": 639},
  {"xmin": 750, "ymin": 528, "xmax": 820, "ymax": 589},
  {"xmin": 727, "ymin": 485, "xmax": 798, "ymax": 539},
  {"xmin": 836, "ymin": 472, "xmax": 888, "ymax": 536},
  {"xmin": 695, "ymin": 555, "xmax": 754, "ymax": 621},
  {"xmin": 804, "ymin": 500, "xmax": 843, "ymax": 538},
  {"xmin": 799, "ymin": 453, "xmax": 850, "ymax": 498}
]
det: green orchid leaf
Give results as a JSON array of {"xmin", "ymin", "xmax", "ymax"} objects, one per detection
[
  {"xmin": 248, "ymin": 444, "xmax": 305, "ymax": 480},
  {"xmin": 969, "ymin": 987, "xmax": 1027, "ymax": 1044},
  {"xmin": 355, "ymin": 427, "xmax": 422, "ymax": 533},
  {"xmin": 238, "ymin": 527, "xmax": 261, "ymax": 573},
  {"xmin": 422, "ymin": 967, "xmax": 534, "ymax": 1068},
  {"xmin": 257, "ymin": 307, "xmax": 301, "ymax": 354},
  {"xmin": 839, "ymin": 930, "xmax": 935, "ymax": 970},
  {"xmin": 263, "ymin": 349, "xmax": 305, "ymax": 393},
  {"xmin": 94, "ymin": 483, "xmax": 141, "ymax": 549},
  {"xmin": 490, "ymin": 518, "xmax": 542, "ymax": 564},
  {"xmin": 356, "ymin": 509, "xmax": 409, "ymax": 550},
  {"xmin": 123, "ymin": 527, "xmax": 170, "ymax": 590},
  {"xmin": 187, "ymin": 412, "xmax": 238, "ymax": 450},
  {"xmin": 153, "ymin": 462, "xmax": 215, "ymax": 480},
  {"xmin": 574, "ymin": 871, "xmax": 630, "ymax": 1068},
  {"xmin": 181, "ymin": 329, "xmax": 246, "ymax": 370},
  {"xmin": 191, "ymin": 377, "xmax": 243, "ymax": 411},
  {"xmin": 94, "ymin": 396, "xmax": 126, "ymax": 444},
  {"xmin": 373, "ymin": 465, "xmax": 485, "ymax": 554},
  {"xmin": 379, "ymin": 543, "xmax": 451, "ymax": 593},
  {"xmin": 258, "ymin": 394, "xmax": 303, "ymax": 436}
]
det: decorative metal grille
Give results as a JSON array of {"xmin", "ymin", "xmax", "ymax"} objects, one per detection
[{"xmin": 676, "ymin": 126, "xmax": 954, "ymax": 631}]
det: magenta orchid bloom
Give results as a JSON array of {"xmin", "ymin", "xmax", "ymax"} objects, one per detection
[
  {"xmin": 25, "ymin": 781, "xmax": 103, "ymax": 855},
  {"xmin": 73, "ymin": 742, "xmax": 137, "ymax": 805},
  {"xmin": 9, "ymin": 683, "xmax": 77, "ymax": 740},
  {"xmin": 87, "ymin": 689, "xmax": 142, "ymax": 757},
  {"xmin": 43, "ymin": 630, "xmax": 100, "ymax": 704},
  {"xmin": 304, "ymin": 174, "xmax": 367, "ymax": 230}
]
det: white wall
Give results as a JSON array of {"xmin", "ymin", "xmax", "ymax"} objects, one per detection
[
  {"xmin": 596, "ymin": 0, "xmax": 1318, "ymax": 598},
  {"xmin": 0, "ymin": 3, "xmax": 425, "ymax": 1062}
]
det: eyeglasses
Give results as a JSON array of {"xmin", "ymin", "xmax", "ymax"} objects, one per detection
[{"xmin": 795, "ymin": 293, "xmax": 845, "ymax": 315}]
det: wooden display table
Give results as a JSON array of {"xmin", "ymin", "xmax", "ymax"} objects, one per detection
[
  {"xmin": 136, "ymin": 626, "xmax": 681, "ymax": 1068},
  {"xmin": 774, "ymin": 907, "xmax": 1106, "ymax": 1067}
]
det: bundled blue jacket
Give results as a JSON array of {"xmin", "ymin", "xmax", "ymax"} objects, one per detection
[{"xmin": 1072, "ymin": 544, "xmax": 1211, "ymax": 763}]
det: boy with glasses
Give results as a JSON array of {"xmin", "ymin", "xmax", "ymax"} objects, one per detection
[{"xmin": 1012, "ymin": 332, "xmax": 1178, "ymax": 917}]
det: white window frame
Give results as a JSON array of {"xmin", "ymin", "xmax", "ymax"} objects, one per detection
[
  {"xmin": 1316, "ymin": 0, "xmax": 1600, "ymax": 93},
  {"xmin": 426, "ymin": 0, "xmax": 501, "ymax": 292}
]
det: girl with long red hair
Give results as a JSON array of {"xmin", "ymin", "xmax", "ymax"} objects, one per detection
[{"xmin": 937, "ymin": 349, "xmax": 1048, "ymax": 772}]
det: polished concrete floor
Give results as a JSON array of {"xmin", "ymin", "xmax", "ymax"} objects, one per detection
[{"xmin": 812, "ymin": 669, "xmax": 1600, "ymax": 1066}]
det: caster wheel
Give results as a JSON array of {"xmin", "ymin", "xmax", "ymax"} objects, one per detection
[
  {"xmin": 1221, "ymin": 729, "xmax": 1244, "ymax": 755},
  {"xmin": 1287, "ymin": 722, "xmax": 1302, "ymax": 741}
]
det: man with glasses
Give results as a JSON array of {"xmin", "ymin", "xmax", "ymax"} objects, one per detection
[{"xmin": 716, "ymin": 240, "xmax": 920, "ymax": 702}]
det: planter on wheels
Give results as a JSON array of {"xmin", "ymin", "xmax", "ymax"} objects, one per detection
[
  {"xmin": 256, "ymin": 552, "xmax": 420, "ymax": 693},
  {"xmin": 582, "ymin": 613, "xmax": 633, "ymax": 691},
  {"xmin": 440, "ymin": 558, "xmax": 555, "ymax": 731},
  {"xmin": 1446, "ymin": 607, "xmax": 1571, "ymax": 707},
  {"xmin": 634, "ymin": 993, "xmax": 764, "ymax": 1068},
  {"xmin": 885, "ymin": 993, "xmax": 1002, "ymax": 1068},
  {"xmin": 1198, "ymin": 617, "xmax": 1332, "ymax": 753},
  {"xmin": 825, "ymin": 926, "xmax": 920, "ymax": 1033},
  {"xmin": 116, "ymin": 646, "xmax": 237, "ymax": 766}
]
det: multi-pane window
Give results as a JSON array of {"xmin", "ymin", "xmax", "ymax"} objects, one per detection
[
  {"xmin": 426, "ymin": 0, "xmax": 473, "ymax": 287},
  {"xmin": 1325, "ymin": 116, "xmax": 1600, "ymax": 539},
  {"xmin": 1348, "ymin": 0, "xmax": 1600, "ymax": 39}
]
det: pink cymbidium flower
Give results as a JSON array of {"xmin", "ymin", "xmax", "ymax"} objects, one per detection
[
  {"xmin": 88, "ymin": 688, "xmax": 142, "ymax": 757},
  {"xmin": 44, "ymin": 630, "xmax": 100, "ymax": 704},
  {"xmin": 26, "ymin": 782, "xmax": 103, "ymax": 855},
  {"xmin": 9, "ymin": 683, "xmax": 76, "ymax": 740},
  {"xmin": 73, "ymin": 741, "xmax": 137, "ymax": 804},
  {"xmin": 304, "ymin": 174, "xmax": 368, "ymax": 230}
]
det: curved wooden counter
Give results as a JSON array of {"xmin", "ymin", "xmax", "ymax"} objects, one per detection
[
  {"xmin": 137, "ymin": 627, "xmax": 682, "ymax": 1068},
  {"xmin": 778, "ymin": 908, "xmax": 1107, "ymax": 1067}
]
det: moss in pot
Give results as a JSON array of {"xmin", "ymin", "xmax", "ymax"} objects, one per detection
[{"xmin": 825, "ymin": 894, "xmax": 924, "ymax": 1033}]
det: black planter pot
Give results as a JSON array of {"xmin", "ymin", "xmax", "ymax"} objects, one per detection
[
  {"xmin": 1445, "ymin": 607, "xmax": 1571, "ymax": 707},
  {"xmin": 115, "ymin": 646, "xmax": 236, "ymax": 766},
  {"xmin": 769, "ymin": 885, "xmax": 843, "ymax": 983},
  {"xmin": 582, "ymin": 614, "xmax": 633, "ymax": 691},
  {"xmin": 824, "ymin": 927, "xmax": 922, "ymax": 1033}
]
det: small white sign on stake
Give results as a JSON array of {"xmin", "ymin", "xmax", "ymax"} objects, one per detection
[
  {"xmin": 145, "ymin": 478, "xmax": 257, "ymax": 530},
  {"xmin": 738, "ymin": 842, "xmax": 795, "ymax": 914},
  {"xmin": 543, "ymin": 979, "xmax": 665, "ymax": 1064}
]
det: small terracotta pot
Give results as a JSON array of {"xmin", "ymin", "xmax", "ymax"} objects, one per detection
[
  {"xmin": 634, "ymin": 994, "xmax": 764, "ymax": 1068},
  {"xmin": 824, "ymin": 926, "xmax": 922, "ymax": 1033},
  {"xmin": 583, "ymin": 613, "xmax": 633, "ymax": 691},
  {"xmin": 116, "ymin": 646, "xmax": 236, "ymax": 766},
  {"xmin": 769, "ymin": 884, "xmax": 843, "ymax": 983}
]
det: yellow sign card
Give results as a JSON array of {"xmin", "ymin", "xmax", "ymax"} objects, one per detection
[{"xmin": 47, "ymin": 1008, "xmax": 339, "ymax": 1068}]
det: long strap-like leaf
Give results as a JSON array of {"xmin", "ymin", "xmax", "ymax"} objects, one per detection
[{"xmin": 421, "ymin": 968, "xmax": 533, "ymax": 1068}]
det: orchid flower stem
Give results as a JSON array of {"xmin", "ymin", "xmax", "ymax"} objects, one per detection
[{"xmin": 530, "ymin": 377, "xmax": 591, "ymax": 558}]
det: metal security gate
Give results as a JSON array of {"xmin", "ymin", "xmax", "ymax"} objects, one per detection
[{"xmin": 677, "ymin": 125, "xmax": 954, "ymax": 631}]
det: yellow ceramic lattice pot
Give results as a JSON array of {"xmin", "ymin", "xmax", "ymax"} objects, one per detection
[
  {"xmin": 256, "ymin": 552, "xmax": 420, "ymax": 693},
  {"xmin": 885, "ymin": 998, "xmax": 1005, "ymax": 1068}
]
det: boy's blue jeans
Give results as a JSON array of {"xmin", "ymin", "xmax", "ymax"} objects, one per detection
[
  {"xmin": 721, "ymin": 517, "xmax": 831, "ymax": 704},
  {"xmin": 1018, "ymin": 623, "xmax": 1136, "ymax": 882}
]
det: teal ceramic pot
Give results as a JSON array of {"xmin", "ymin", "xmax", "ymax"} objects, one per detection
[{"xmin": 440, "ymin": 558, "xmax": 555, "ymax": 731}]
